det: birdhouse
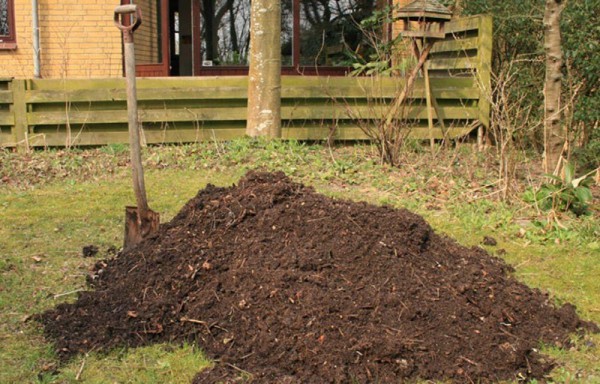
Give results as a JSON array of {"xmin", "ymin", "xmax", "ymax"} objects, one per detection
[{"xmin": 397, "ymin": 0, "xmax": 452, "ymax": 40}]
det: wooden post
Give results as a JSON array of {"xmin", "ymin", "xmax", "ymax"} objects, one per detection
[
  {"xmin": 11, "ymin": 79, "xmax": 29, "ymax": 152},
  {"xmin": 424, "ymin": 60, "xmax": 435, "ymax": 153},
  {"xmin": 477, "ymin": 15, "xmax": 493, "ymax": 151},
  {"xmin": 384, "ymin": 41, "xmax": 434, "ymax": 131}
]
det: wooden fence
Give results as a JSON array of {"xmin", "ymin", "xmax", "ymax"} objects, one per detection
[{"xmin": 0, "ymin": 15, "xmax": 491, "ymax": 150}]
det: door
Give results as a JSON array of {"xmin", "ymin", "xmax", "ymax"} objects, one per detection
[
  {"xmin": 169, "ymin": 0, "xmax": 194, "ymax": 76},
  {"xmin": 133, "ymin": 0, "xmax": 170, "ymax": 77}
]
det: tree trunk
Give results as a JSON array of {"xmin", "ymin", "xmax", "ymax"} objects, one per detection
[
  {"xmin": 543, "ymin": 0, "xmax": 567, "ymax": 174},
  {"xmin": 202, "ymin": 0, "xmax": 215, "ymax": 61},
  {"xmin": 246, "ymin": 0, "xmax": 281, "ymax": 138}
]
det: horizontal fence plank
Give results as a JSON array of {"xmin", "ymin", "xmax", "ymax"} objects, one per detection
[
  {"xmin": 28, "ymin": 104, "xmax": 479, "ymax": 126},
  {"xmin": 27, "ymin": 124, "xmax": 474, "ymax": 147},
  {"xmin": 445, "ymin": 16, "xmax": 480, "ymax": 33},
  {"xmin": 0, "ymin": 112, "xmax": 14, "ymax": 125},
  {"xmin": 431, "ymin": 37, "xmax": 479, "ymax": 54},
  {"xmin": 0, "ymin": 132, "xmax": 17, "ymax": 148},
  {"xmin": 283, "ymin": 124, "xmax": 473, "ymax": 140},
  {"xmin": 0, "ymin": 132, "xmax": 14, "ymax": 147},
  {"xmin": 27, "ymin": 76, "xmax": 248, "ymax": 91},
  {"xmin": 0, "ymin": 91, "xmax": 13, "ymax": 103},
  {"xmin": 25, "ymin": 77, "xmax": 479, "ymax": 103},
  {"xmin": 304, "ymin": 105, "xmax": 479, "ymax": 120},
  {"xmin": 29, "ymin": 128, "xmax": 248, "ymax": 146},
  {"xmin": 428, "ymin": 57, "xmax": 478, "ymax": 70},
  {"xmin": 26, "ymin": 87, "xmax": 247, "ymax": 103}
]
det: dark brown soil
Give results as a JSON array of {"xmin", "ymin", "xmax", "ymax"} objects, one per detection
[{"xmin": 38, "ymin": 171, "xmax": 597, "ymax": 383}]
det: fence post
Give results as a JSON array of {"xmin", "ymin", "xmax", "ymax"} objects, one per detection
[
  {"xmin": 477, "ymin": 15, "xmax": 493, "ymax": 150},
  {"xmin": 11, "ymin": 79, "xmax": 29, "ymax": 152}
]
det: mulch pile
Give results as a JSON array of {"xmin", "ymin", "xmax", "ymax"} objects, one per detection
[{"xmin": 39, "ymin": 171, "xmax": 597, "ymax": 383}]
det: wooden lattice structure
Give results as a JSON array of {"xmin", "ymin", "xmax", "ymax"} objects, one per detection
[{"xmin": 0, "ymin": 15, "xmax": 492, "ymax": 150}]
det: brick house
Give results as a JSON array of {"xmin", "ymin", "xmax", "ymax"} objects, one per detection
[{"xmin": 1, "ymin": 0, "xmax": 412, "ymax": 79}]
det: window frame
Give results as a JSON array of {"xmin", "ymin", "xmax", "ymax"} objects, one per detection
[
  {"xmin": 195, "ymin": 0, "xmax": 388, "ymax": 76},
  {"xmin": 0, "ymin": 0, "xmax": 17, "ymax": 50}
]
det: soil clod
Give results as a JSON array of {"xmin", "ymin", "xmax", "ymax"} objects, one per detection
[
  {"xmin": 81, "ymin": 245, "xmax": 99, "ymax": 258},
  {"xmin": 482, "ymin": 236, "xmax": 498, "ymax": 246},
  {"xmin": 39, "ymin": 171, "xmax": 598, "ymax": 383}
]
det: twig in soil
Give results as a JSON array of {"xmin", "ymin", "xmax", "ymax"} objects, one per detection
[
  {"xmin": 53, "ymin": 289, "xmax": 85, "ymax": 299},
  {"xmin": 224, "ymin": 362, "xmax": 253, "ymax": 377},
  {"xmin": 180, "ymin": 316, "xmax": 212, "ymax": 334},
  {"xmin": 180, "ymin": 316, "xmax": 208, "ymax": 325},
  {"xmin": 345, "ymin": 215, "xmax": 363, "ymax": 232},
  {"xmin": 498, "ymin": 326, "xmax": 520, "ymax": 340},
  {"xmin": 470, "ymin": 189, "xmax": 503, "ymax": 201},
  {"xmin": 306, "ymin": 217, "xmax": 329, "ymax": 223},
  {"xmin": 240, "ymin": 352, "xmax": 255, "ymax": 360},
  {"xmin": 210, "ymin": 322, "xmax": 229, "ymax": 333},
  {"xmin": 127, "ymin": 263, "xmax": 140, "ymax": 274},
  {"xmin": 75, "ymin": 357, "xmax": 86, "ymax": 381},
  {"xmin": 459, "ymin": 355, "xmax": 480, "ymax": 366}
]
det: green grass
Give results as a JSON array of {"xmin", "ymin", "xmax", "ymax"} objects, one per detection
[
  {"xmin": 38, "ymin": 343, "xmax": 211, "ymax": 384},
  {"xmin": 0, "ymin": 140, "xmax": 598, "ymax": 383}
]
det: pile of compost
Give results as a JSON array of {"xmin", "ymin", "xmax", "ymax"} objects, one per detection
[{"xmin": 39, "ymin": 171, "xmax": 597, "ymax": 383}]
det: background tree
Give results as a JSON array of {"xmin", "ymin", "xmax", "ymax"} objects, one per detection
[
  {"xmin": 202, "ymin": 0, "xmax": 251, "ymax": 65},
  {"xmin": 460, "ymin": 0, "xmax": 598, "ymax": 173},
  {"xmin": 246, "ymin": 0, "xmax": 282, "ymax": 137},
  {"xmin": 543, "ymin": 0, "xmax": 567, "ymax": 174}
]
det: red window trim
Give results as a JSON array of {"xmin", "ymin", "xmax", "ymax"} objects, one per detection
[{"xmin": 0, "ymin": 0, "xmax": 17, "ymax": 50}]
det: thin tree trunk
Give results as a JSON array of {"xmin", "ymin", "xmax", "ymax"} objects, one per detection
[
  {"xmin": 543, "ymin": 0, "xmax": 567, "ymax": 174},
  {"xmin": 246, "ymin": 0, "xmax": 282, "ymax": 138},
  {"xmin": 202, "ymin": 0, "xmax": 215, "ymax": 60}
]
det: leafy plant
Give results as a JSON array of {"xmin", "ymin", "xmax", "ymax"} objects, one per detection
[{"xmin": 523, "ymin": 163, "xmax": 594, "ymax": 216}]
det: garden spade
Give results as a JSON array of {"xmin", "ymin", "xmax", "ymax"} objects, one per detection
[{"xmin": 114, "ymin": 5, "xmax": 159, "ymax": 248}]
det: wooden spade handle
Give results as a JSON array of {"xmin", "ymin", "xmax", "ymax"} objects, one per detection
[{"xmin": 113, "ymin": 5, "xmax": 142, "ymax": 34}]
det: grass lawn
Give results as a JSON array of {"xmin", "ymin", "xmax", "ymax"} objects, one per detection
[{"xmin": 1, "ymin": 139, "xmax": 598, "ymax": 383}]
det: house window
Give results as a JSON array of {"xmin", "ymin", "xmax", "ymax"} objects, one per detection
[
  {"xmin": 200, "ymin": 0, "xmax": 251, "ymax": 66},
  {"xmin": 200, "ymin": 0, "xmax": 294, "ymax": 67},
  {"xmin": 299, "ymin": 0, "xmax": 378, "ymax": 66},
  {"xmin": 198, "ymin": 0, "xmax": 378, "ymax": 73},
  {"xmin": 0, "ymin": 0, "xmax": 17, "ymax": 49}
]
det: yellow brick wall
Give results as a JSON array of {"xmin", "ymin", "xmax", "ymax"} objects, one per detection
[
  {"xmin": 0, "ymin": 0, "xmax": 34, "ymax": 78},
  {"xmin": 0, "ymin": 0, "xmax": 123, "ymax": 78}
]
